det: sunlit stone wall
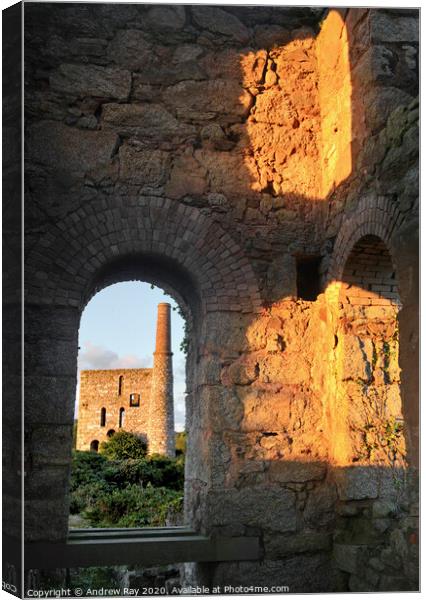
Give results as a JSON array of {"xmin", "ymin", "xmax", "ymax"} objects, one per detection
[{"xmin": 23, "ymin": 4, "xmax": 418, "ymax": 593}]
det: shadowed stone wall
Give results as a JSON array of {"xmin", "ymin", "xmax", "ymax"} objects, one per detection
[{"xmin": 23, "ymin": 4, "xmax": 418, "ymax": 593}]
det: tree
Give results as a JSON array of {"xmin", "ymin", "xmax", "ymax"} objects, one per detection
[{"xmin": 99, "ymin": 430, "xmax": 147, "ymax": 460}]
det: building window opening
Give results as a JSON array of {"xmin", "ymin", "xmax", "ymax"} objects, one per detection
[
  {"xmin": 119, "ymin": 407, "xmax": 125, "ymax": 428},
  {"xmin": 296, "ymin": 255, "xmax": 322, "ymax": 301},
  {"xmin": 129, "ymin": 393, "xmax": 140, "ymax": 407},
  {"xmin": 72, "ymin": 281, "xmax": 187, "ymax": 532}
]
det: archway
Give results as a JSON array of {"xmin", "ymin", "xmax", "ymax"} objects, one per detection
[
  {"xmin": 335, "ymin": 234, "xmax": 405, "ymax": 468},
  {"xmin": 90, "ymin": 440, "xmax": 99, "ymax": 453},
  {"xmin": 119, "ymin": 408, "xmax": 125, "ymax": 429},
  {"xmin": 24, "ymin": 200, "xmax": 261, "ymax": 543}
]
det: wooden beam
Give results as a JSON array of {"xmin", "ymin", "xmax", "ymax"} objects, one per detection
[{"xmin": 24, "ymin": 528, "xmax": 261, "ymax": 569}]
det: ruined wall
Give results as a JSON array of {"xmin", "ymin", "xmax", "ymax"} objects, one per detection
[
  {"xmin": 76, "ymin": 368, "xmax": 152, "ymax": 450},
  {"xmin": 23, "ymin": 4, "xmax": 418, "ymax": 593}
]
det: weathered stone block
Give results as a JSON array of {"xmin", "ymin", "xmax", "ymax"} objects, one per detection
[
  {"xmin": 340, "ymin": 335, "xmax": 373, "ymax": 382},
  {"xmin": 333, "ymin": 467, "xmax": 379, "ymax": 500},
  {"xmin": 222, "ymin": 357, "xmax": 258, "ymax": 386},
  {"xmin": 27, "ymin": 122, "xmax": 117, "ymax": 175},
  {"xmin": 164, "ymin": 153, "xmax": 207, "ymax": 199},
  {"xmin": 206, "ymin": 486, "xmax": 297, "ymax": 533},
  {"xmin": 370, "ymin": 11, "xmax": 419, "ymax": 43},
  {"xmin": 163, "ymin": 80, "xmax": 253, "ymax": 121},
  {"xmin": 269, "ymin": 460, "xmax": 327, "ymax": 484},
  {"xmin": 264, "ymin": 532, "xmax": 332, "ymax": 558},
  {"xmin": 349, "ymin": 574, "xmax": 376, "ymax": 592},
  {"xmin": 258, "ymin": 352, "xmax": 310, "ymax": 385},
  {"xmin": 333, "ymin": 543, "xmax": 363, "ymax": 574},
  {"xmin": 379, "ymin": 574, "xmax": 410, "ymax": 592},
  {"xmin": 372, "ymin": 499, "xmax": 398, "ymax": 518},
  {"xmin": 102, "ymin": 103, "xmax": 196, "ymax": 142},
  {"xmin": 364, "ymin": 87, "xmax": 413, "ymax": 132},
  {"xmin": 304, "ymin": 482, "xmax": 337, "ymax": 527},
  {"xmin": 240, "ymin": 389, "xmax": 291, "ymax": 432},
  {"xmin": 212, "ymin": 555, "xmax": 334, "ymax": 592},
  {"xmin": 145, "ymin": 5, "xmax": 186, "ymax": 31},
  {"xmin": 107, "ymin": 29, "xmax": 152, "ymax": 71},
  {"xmin": 119, "ymin": 145, "xmax": 170, "ymax": 187},
  {"xmin": 353, "ymin": 45, "xmax": 397, "ymax": 87},
  {"xmin": 50, "ymin": 63, "xmax": 131, "ymax": 101},
  {"xmin": 191, "ymin": 6, "xmax": 250, "ymax": 43},
  {"xmin": 194, "ymin": 149, "xmax": 253, "ymax": 197},
  {"xmin": 133, "ymin": 62, "xmax": 206, "ymax": 87}
]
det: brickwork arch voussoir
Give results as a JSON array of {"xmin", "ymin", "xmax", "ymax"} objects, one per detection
[
  {"xmin": 26, "ymin": 199, "xmax": 262, "ymax": 318},
  {"xmin": 327, "ymin": 197, "xmax": 405, "ymax": 284}
]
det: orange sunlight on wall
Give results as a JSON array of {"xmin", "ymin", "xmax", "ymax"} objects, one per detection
[
  {"xmin": 239, "ymin": 9, "xmax": 353, "ymax": 201},
  {"xmin": 317, "ymin": 9, "xmax": 353, "ymax": 198}
]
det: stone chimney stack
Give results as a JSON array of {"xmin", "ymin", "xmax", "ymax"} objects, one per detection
[{"xmin": 148, "ymin": 303, "xmax": 175, "ymax": 457}]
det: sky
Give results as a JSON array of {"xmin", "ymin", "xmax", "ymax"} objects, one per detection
[{"xmin": 76, "ymin": 281, "xmax": 186, "ymax": 431}]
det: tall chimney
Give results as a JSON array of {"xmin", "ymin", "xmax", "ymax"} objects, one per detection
[{"xmin": 148, "ymin": 303, "xmax": 175, "ymax": 457}]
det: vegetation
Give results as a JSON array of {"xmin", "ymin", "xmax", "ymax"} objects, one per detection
[
  {"xmin": 175, "ymin": 431, "xmax": 187, "ymax": 456},
  {"xmin": 70, "ymin": 431, "xmax": 185, "ymax": 528},
  {"xmin": 99, "ymin": 430, "xmax": 148, "ymax": 460}
]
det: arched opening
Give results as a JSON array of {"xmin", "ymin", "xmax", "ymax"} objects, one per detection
[
  {"xmin": 340, "ymin": 235, "xmax": 401, "ymax": 308},
  {"xmin": 334, "ymin": 234, "xmax": 405, "ymax": 467},
  {"xmin": 119, "ymin": 407, "xmax": 125, "ymax": 428},
  {"xmin": 72, "ymin": 280, "xmax": 188, "ymax": 532},
  {"xmin": 90, "ymin": 440, "xmax": 99, "ymax": 453}
]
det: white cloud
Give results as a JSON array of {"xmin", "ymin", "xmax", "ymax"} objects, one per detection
[
  {"xmin": 78, "ymin": 341, "xmax": 151, "ymax": 370},
  {"xmin": 75, "ymin": 342, "xmax": 187, "ymax": 430}
]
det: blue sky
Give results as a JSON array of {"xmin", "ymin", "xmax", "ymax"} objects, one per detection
[{"xmin": 76, "ymin": 281, "xmax": 186, "ymax": 431}]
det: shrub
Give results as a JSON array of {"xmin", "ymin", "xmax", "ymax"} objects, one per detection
[
  {"xmin": 69, "ymin": 441, "xmax": 185, "ymax": 527},
  {"xmin": 83, "ymin": 484, "xmax": 183, "ymax": 528},
  {"xmin": 70, "ymin": 450, "xmax": 109, "ymax": 491},
  {"xmin": 70, "ymin": 480, "xmax": 114, "ymax": 515},
  {"xmin": 99, "ymin": 430, "xmax": 148, "ymax": 460},
  {"xmin": 102, "ymin": 456, "xmax": 184, "ymax": 491}
]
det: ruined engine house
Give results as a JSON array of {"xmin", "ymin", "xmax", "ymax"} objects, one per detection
[{"xmin": 76, "ymin": 303, "xmax": 175, "ymax": 457}]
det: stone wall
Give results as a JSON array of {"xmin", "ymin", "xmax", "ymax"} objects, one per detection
[{"xmin": 23, "ymin": 4, "xmax": 418, "ymax": 593}]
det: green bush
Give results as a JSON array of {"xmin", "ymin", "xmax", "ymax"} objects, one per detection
[
  {"xmin": 83, "ymin": 484, "xmax": 183, "ymax": 528},
  {"xmin": 101, "ymin": 455, "xmax": 184, "ymax": 491},
  {"xmin": 99, "ymin": 430, "xmax": 148, "ymax": 460},
  {"xmin": 69, "ymin": 447, "xmax": 185, "ymax": 526},
  {"xmin": 70, "ymin": 480, "xmax": 114, "ymax": 515},
  {"xmin": 70, "ymin": 450, "xmax": 109, "ymax": 491}
]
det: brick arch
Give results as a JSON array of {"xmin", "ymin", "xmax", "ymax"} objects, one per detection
[
  {"xmin": 327, "ymin": 196, "xmax": 405, "ymax": 285},
  {"xmin": 26, "ymin": 197, "xmax": 262, "ymax": 318}
]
